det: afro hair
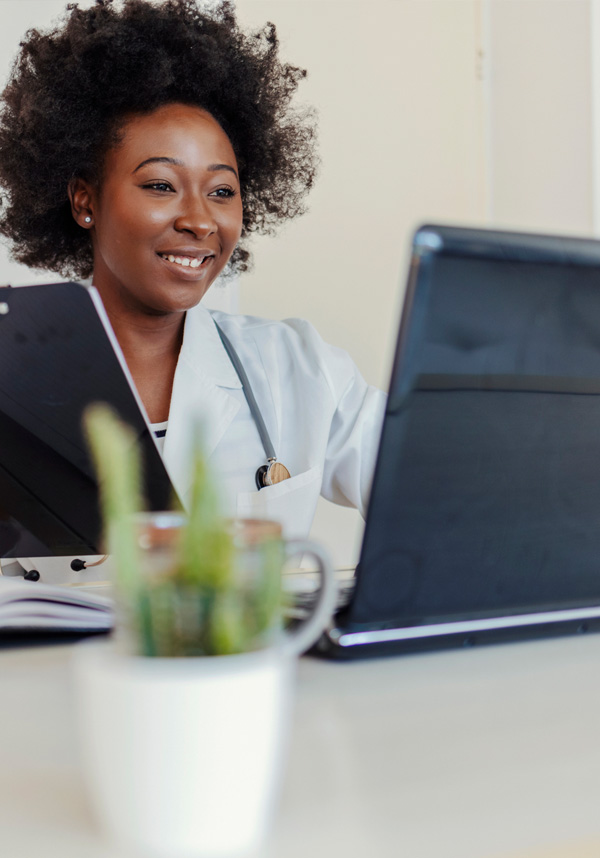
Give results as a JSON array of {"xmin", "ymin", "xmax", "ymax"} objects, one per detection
[{"xmin": 0, "ymin": 0, "xmax": 318, "ymax": 277}]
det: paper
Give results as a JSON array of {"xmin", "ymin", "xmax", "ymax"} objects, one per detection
[{"xmin": 0, "ymin": 577, "xmax": 113, "ymax": 632}]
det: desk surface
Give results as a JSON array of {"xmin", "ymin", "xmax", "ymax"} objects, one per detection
[{"xmin": 2, "ymin": 634, "xmax": 600, "ymax": 858}]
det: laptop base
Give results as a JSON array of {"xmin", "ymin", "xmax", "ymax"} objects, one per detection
[{"xmin": 315, "ymin": 610, "xmax": 600, "ymax": 659}]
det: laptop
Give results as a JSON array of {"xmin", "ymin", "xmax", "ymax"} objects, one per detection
[
  {"xmin": 316, "ymin": 224, "xmax": 600, "ymax": 658},
  {"xmin": 0, "ymin": 282, "xmax": 174, "ymax": 560}
]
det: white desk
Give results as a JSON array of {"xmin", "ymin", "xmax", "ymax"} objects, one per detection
[{"xmin": 2, "ymin": 635, "xmax": 600, "ymax": 858}]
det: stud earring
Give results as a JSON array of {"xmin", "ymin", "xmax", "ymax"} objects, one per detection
[{"xmin": 84, "ymin": 216, "xmax": 92, "ymax": 224}]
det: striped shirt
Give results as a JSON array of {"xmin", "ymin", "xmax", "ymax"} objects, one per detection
[{"xmin": 151, "ymin": 420, "xmax": 168, "ymax": 455}]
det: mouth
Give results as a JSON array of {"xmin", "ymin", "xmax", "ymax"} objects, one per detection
[{"xmin": 157, "ymin": 252, "xmax": 215, "ymax": 271}]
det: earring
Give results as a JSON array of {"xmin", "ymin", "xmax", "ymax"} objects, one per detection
[{"xmin": 84, "ymin": 216, "xmax": 92, "ymax": 224}]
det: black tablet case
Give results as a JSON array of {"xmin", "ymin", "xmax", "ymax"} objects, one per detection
[{"xmin": 0, "ymin": 282, "xmax": 173, "ymax": 557}]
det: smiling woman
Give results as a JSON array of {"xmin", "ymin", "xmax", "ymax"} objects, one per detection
[
  {"xmin": 68, "ymin": 101, "xmax": 247, "ymax": 422},
  {"xmin": 0, "ymin": 0, "xmax": 386, "ymax": 556}
]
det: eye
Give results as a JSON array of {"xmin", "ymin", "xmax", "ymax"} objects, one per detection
[
  {"xmin": 141, "ymin": 181, "xmax": 174, "ymax": 193},
  {"xmin": 209, "ymin": 186, "xmax": 237, "ymax": 199}
]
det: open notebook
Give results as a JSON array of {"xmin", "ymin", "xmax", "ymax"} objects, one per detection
[
  {"xmin": 0, "ymin": 569, "xmax": 343, "ymax": 636},
  {"xmin": 0, "ymin": 578, "xmax": 112, "ymax": 633}
]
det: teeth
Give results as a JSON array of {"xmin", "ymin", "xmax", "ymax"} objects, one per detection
[{"xmin": 161, "ymin": 253, "xmax": 208, "ymax": 269}]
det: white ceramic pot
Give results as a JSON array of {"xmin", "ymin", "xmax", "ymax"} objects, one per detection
[
  {"xmin": 73, "ymin": 530, "xmax": 336, "ymax": 858},
  {"xmin": 75, "ymin": 644, "xmax": 294, "ymax": 858}
]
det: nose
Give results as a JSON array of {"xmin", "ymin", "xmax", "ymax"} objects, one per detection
[{"xmin": 173, "ymin": 194, "xmax": 217, "ymax": 239}]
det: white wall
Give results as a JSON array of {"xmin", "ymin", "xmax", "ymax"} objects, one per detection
[
  {"xmin": 0, "ymin": 0, "xmax": 596, "ymax": 567},
  {"xmin": 236, "ymin": 0, "xmax": 486, "ymax": 388},
  {"xmin": 235, "ymin": 0, "xmax": 600, "ymax": 566},
  {"xmin": 235, "ymin": 0, "xmax": 487, "ymax": 565},
  {"xmin": 0, "ymin": 1, "xmax": 79, "ymax": 286},
  {"xmin": 486, "ymin": 0, "xmax": 593, "ymax": 234},
  {"xmin": 0, "ymin": 0, "xmax": 488, "ymax": 568}
]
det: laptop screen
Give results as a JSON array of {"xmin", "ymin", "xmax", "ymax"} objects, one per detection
[{"xmin": 351, "ymin": 227, "xmax": 600, "ymax": 628}]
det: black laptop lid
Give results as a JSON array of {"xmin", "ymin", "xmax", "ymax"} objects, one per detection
[
  {"xmin": 350, "ymin": 226, "xmax": 600, "ymax": 628},
  {"xmin": 0, "ymin": 282, "xmax": 174, "ymax": 557}
]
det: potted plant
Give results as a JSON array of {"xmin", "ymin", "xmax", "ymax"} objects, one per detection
[{"xmin": 73, "ymin": 405, "xmax": 336, "ymax": 858}]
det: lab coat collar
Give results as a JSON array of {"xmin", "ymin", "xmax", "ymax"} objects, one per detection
[
  {"xmin": 179, "ymin": 302, "xmax": 242, "ymax": 390},
  {"xmin": 161, "ymin": 302, "xmax": 242, "ymax": 506}
]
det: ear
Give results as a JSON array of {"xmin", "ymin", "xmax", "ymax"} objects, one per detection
[{"xmin": 68, "ymin": 177, "xmax": 95, "ymax": 229}]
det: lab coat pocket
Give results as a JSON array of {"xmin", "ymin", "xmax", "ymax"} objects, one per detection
[{"xmin": 236, "ymin": 466, "xmax": 322, "ymax": 539}]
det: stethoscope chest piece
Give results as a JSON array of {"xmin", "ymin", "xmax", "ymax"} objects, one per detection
[{"xmin": 255, "ymin": 459, "xmax": 291, "ymax": 490}]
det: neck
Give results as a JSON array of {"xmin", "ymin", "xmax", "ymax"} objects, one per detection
[
  {"xmin": 93, "ymin": 288, "xmax": 186, "ymax": 424},
  {"xmin": 108, "ymin": 310, "xmax": 185, "ymax": 366},
  {"xmin": 91, "ymin": 278, "xmax": 185, "ymax": 362}
]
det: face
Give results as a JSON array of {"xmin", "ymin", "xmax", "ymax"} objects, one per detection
[{"xmin": 70, "ymin": 103, "xmax": 243, "ymax": 317}]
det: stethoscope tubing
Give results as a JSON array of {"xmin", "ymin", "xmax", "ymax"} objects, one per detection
[{"xmin": 213, "ymin": 322, "xmax": 280, "ymax": 487}]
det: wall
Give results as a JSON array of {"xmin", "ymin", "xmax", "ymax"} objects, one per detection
[
  {"xmin": 235, "ymin": 0, "xmax": 487, "ymax": 565},
  {"xmin": 0, "ymin": 0, "xmax": 487, "ymax": 568},
  {"xmin": 0, "ymin": 0, "xmax": 594, "ymax": 568},
  {"xmin": 0, "ymin": 1, "xmax": 78, "ymax": 286},
  {"xmin": 486, "ymin": 0, "xmax": 593, "ymax": 234}
]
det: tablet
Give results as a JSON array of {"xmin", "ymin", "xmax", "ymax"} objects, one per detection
[{"xmin": 0, "ymin": 282, "xmax": 174, "ymax": 557}]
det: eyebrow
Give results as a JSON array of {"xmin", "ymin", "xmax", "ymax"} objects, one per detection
[{"xmin": 133, "ymin": 156, "xmax": 238, "ymax": 179}]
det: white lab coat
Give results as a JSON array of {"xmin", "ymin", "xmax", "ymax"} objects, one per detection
[
  {"xmin": 1, "ymin": 301, "xmax": 385, "ymax": 583},
  {"xmin": 164, "ymin": 302, "xmax": 386, "ymax": 539}
]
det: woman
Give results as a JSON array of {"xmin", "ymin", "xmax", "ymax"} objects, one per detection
[{"xmin": 0, "ymin": 0, "xmax": 385, "ymax": 553}]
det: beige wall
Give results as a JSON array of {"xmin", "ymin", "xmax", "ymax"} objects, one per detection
[
  {"xmin": 235, "ymin": 0, "xmax": 600, "ymax": 565},
  {"xmin": 487, "ymin": 0, "xmax": 593, "ymax": 234},
  {"xmin": 0, "ymin": 1, "xmax": 76, "ymax": 286},
  {"xmin": 236, "ymin": 0, "xmax": 486, "ymax": 389},
  {"xmin": 235, "ymin": 0, "xmax": 487, "ymax": 564},
  {"xmin": 0, "ymin": 0, "xmax": 595, "ymax": 566}
]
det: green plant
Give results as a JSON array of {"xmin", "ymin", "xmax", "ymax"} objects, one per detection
[{"xmin": 84, "ymin": 404, "xmax": 282, "ymax": 657}]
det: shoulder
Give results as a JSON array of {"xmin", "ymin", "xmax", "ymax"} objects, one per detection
[
  {"xmin": 208, "ymin": 308, "xmax": 326, "ymax": 361},
  {"xmin": 208, "ymin": 308, "xmax": 314, "ymax": 340},
  {"xmin": 208, "ymin": 308, "xmax": 368, "ymax": 401}
]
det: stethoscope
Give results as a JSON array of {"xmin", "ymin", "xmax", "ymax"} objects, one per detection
[{"xmin": 214, "ymin": 322, "xmax": 291, "ymax": 491}]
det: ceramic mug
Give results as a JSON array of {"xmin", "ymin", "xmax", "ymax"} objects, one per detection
[
  {"xmin": 74, "ymin": 516, "xmax": 336, "ymax": 858},
  {"xmin": 124, "ymin": 513, "xmax": 337, "ymax": 658}
]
